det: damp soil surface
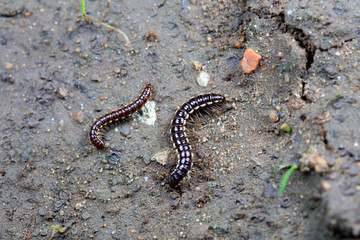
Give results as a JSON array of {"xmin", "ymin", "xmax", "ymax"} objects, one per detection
[{"xmin": 0, "ymin": 0, "xmax": 359, "ymax": 239}]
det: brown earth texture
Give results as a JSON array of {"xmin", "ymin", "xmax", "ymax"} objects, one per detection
[{"xmin": 0, "ymin": 0, "xmax": 359, "ymax": 239}]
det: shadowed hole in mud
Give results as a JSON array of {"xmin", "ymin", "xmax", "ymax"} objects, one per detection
[{"xmin": 300, "ymin": 114, "xmax": 307, "ymax": 121}]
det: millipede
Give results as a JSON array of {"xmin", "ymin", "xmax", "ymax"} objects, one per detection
[
  {"xmin": 89, "ymin": 83, "xmax": 153, "ymax": 150},
  {"xmin": 166, "ymin": 93, "xmax": 226, "ymax": 187}
]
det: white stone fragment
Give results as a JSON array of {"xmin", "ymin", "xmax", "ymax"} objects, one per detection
[
  {"xmin": 152, "ymin": 149, "xmax": 170, "ymax": 165},
  {"xmin": 197, "ymin": 71, "xmax": 210, "ymax": 86},
  {"xmin": 138, "ymin": 101, "xmax": 157, "ymax": 125}
]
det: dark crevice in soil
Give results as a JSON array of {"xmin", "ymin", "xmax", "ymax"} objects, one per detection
[
  {"xmin": 300, "ymin": 81, "xmax": 312, "ymax": 103},
  {"xmin": 272, "ymin": 12, "xmax": 316, "ymax": 102},
  {"xmin": 249, "ymin": 9, "xmax": 317, "ymax": 102},
  {"xmin": 249, "ymin": 9, "xmax": 317, "ymax": 71},
  {"xmin": 317, "ymin": 124, "xmax": 331, "ymax": 150},
  {"xmin": 344, "ymin": 38, "xmax": 355, "ymax": 43},
  {"xmin": 273, "ymin": 13, "xmax": 316, "ymax": 71}
]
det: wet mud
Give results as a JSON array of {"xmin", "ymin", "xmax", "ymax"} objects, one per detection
[{"xmin": 0, "ymin": 0, "xmax": 359, "ymax": 239}]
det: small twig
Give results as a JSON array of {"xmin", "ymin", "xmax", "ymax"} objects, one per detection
[
  {"xmin": 49, "ymin": 225, "xmax": 58, "ymax": 240},
  {"xmin": 321, "ymin": 94, "xmax": 344, "ymax": 114},
  {"xmin": 86, "ymin": 15, "xmax": 132, "ymax": 48},
  {"xmin": 80, "ymin": 0, "xmax": 132, "ymax": 48}
]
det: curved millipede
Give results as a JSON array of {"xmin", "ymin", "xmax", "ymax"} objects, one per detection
[
  {"xmin": 89, "ymin": 83, "xmax": 153, "ymax": 150},
  {"xmin": 167, "ymin": 93, "xmax": 226, "ymax": 187}
]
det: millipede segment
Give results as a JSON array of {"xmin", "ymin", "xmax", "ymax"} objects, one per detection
[
  {"xmin": 89, "ymin": 83, "xmax": 153, "ymax": 150},
  {"xmin": 167, "ymin": 93, "xmax": 226, "ymax": 187}
]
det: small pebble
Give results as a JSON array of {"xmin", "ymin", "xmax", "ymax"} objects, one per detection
[
  {"xmin": 322, "ymin": 181, "xmax": 330, "ymax": 191},
  {"xmin": 40, "ymin": 230, "xmax": 48, "ymax": 236},
  {"xmin": 75, "ymin": 202, "xmax": 83, "ymax": 210},
  {"xmin": 119, "ymin": 123, "xmax": 131, "ymax": 137},
  {"xmin": 38, "ymin": 208, "xmax": 47, "ymax": 216},
  {"xmin": 75, "ymin": 111, "xmax": 84, "ymax": 123},
  {"xmin": 197, "ymin": 71, "xmax": 210, "ymax": 86},
  {"xmin": 58, "ymin": 119, "xmax": 64, "ymax": 132},
  {"xmin": 241, "ymin": 48, "xmax": 262, "ymax": 74},
  {"xmin": 143, "ymin": 156, "xmax": 151, "ymax": 164},
  {"xmin": 280, "ymin": 198, "xmax": 292, "ymax": 208},
  {"xmin": 32, "ymin": 229, "xmax": 40, "ymax": 237},
  {"xmin": 57, "ymin": 87, "xmax": 69, "ymax": 99},
  {"xmin": 5, "ymin": 62, "xmax": 13, "ymax": 70},
  {"xmin": 82, "ymin": 211, "xmax": 91, "ymax": 220},
  {"xmin": 152, "ymin": 150, "xmax": 169, "ymax": 165},
  {"xmin": 188, "ymin": 225, "xmax": 209, "ymax": 240},
  {"xmin": 231, "ymin": 40, "xmax": 241, "ymax": 48},
  {"xmin": 91, "ymin": 74, "xmax": 102, "ymax": 82},
  {"xmin": 193, "ymin": 61, "xmax": 202, "ymax": 71},
  {"xmin": 146, "ymin": 30, "xmax": 157, "ymax": 42},
  {"xmin": 269, "ymin": 110, "xmax": 279, "ymax": 122},
  {"xmin": 108, "ymin": 151, "xmax": 121, "ymax": 165}
]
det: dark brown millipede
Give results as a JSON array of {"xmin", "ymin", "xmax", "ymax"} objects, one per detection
[
  {"xmin": 89, "ymin": 83, "xmax": 153, "ymax": 150},
  {"xmin": 167, "ymin": 93, "xmax": 226, "ymax": 187}
]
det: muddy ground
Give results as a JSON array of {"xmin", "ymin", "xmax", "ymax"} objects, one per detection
[{"xmin": 0, "ymin": 0, "xmax": 359, "ymax": 239}]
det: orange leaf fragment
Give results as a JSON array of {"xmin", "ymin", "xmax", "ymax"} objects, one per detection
[{"xmin": 241, "ymin": 48, "xmax": 262, "ymax": 74}]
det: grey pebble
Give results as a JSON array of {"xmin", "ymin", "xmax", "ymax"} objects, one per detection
[
  {"xmin": 325, "ymin": 64, "xmax": 338, "ymax": 79},
  {"xmin": 108, "ymin": 151, "xmax": 121, "ymax": 165},
  {"xmin": 188, "ymin": 225, "xmax": 209, "ymax": 240},
  {"xmin": 38, "ymin": 208, "xmax": 47, "ymax": 216},
  {"xmin": 176, "ymin": 65, "xmax": 184, "ymax": 73},
  {"xmin": 233, "ymin": 212, "xmax": 245, "ymax": 220},
  {"xmin": 171, "ymin": 199, "xmax": 179, "ymax": 209},
  {"xmin": 263, "ymin": 184, "xmax": 277, "ymax": 199},
  {"xmin": 104, "ymin": 132, "xmax": 112, "ymax": 141},
  {"xmin": 145, "ymin": 52, "xmax": 159, "ymax": 63},
  {"xmin": 132, "ymin": 185, "xmax": 141, "ymax": 193},
  {"xmin": 40, "ymin": 229, "xmax": 47, "ymax": 236},
  {"xmin": 119, "ymin": 123, "xmax": 131, "ymax": 137},
  {"xmin": 60, "ymin": 45, "xmax": 69, "ymax": 52},
  {"xmin": 53, "ymin": 199, "xmax": 66, "ymax": 212},
  {"xmin": 232, "ymin": 179, "xmax": 245, "ymax": 192},
  {"xmin": 250, "ymin": 212, "xmax": 265, "ymax": 223},
  {"xmin": 197, "ymin": 149, "xmax": 206, "ymax": 159},
  {"xmin": 110, "ymin": 185, "xmax": 120, "ymax": 192},
  {"xmin": 212, "ymin": 188, "xmax": 224, "ymax": 198},
  {"xmin": 348, "ymin": 165, "xmax": 358, "ymax": 176},
  {"xmin": 59, "ymin": 191, "xmax": 68, "ymax": 200},
  {"xmin": 353, "ymin": 153, "xmax": 360, "ymax": 162},
  {"xmin": 280, "ymin": 197, "xmax": 292, "ymax": 208},
  {"xmin": 32, "ymin": 229, "xmax": 40, "ymax": 237},
  {"xmin": 28, "ymin": 119, "xmax": 40, "ymax": 128},
  {"xmin": 91, "ymin": 73, "xmax": 102, "ymax": 82},
  {"xmin": 82, "ymin": 211, "xmax": 91, "ymax": 220},
  {"xmin": 143, "ymin": 156, "xmax": 151, "ymax": 164}
]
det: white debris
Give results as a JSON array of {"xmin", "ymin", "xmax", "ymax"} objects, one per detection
[
  {"xmin": 138, "ymin": 101, "xmax": 157, "ymax": 125},
  {"xmin": 197, "ymin": 71, "xmax": 210, "ymax": 86},
  {"xmin": 152, "ymin": 149, "xmax": 170, "ymax": 165}
]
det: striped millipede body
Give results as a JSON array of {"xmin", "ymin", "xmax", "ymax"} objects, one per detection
[
  {"xmin": 89, "ymin": 83, "xmax": 153, "ymax": 150},
  {"xmin": 167, "ymin": 93, "xmax": 226, "ymax": 187}
]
